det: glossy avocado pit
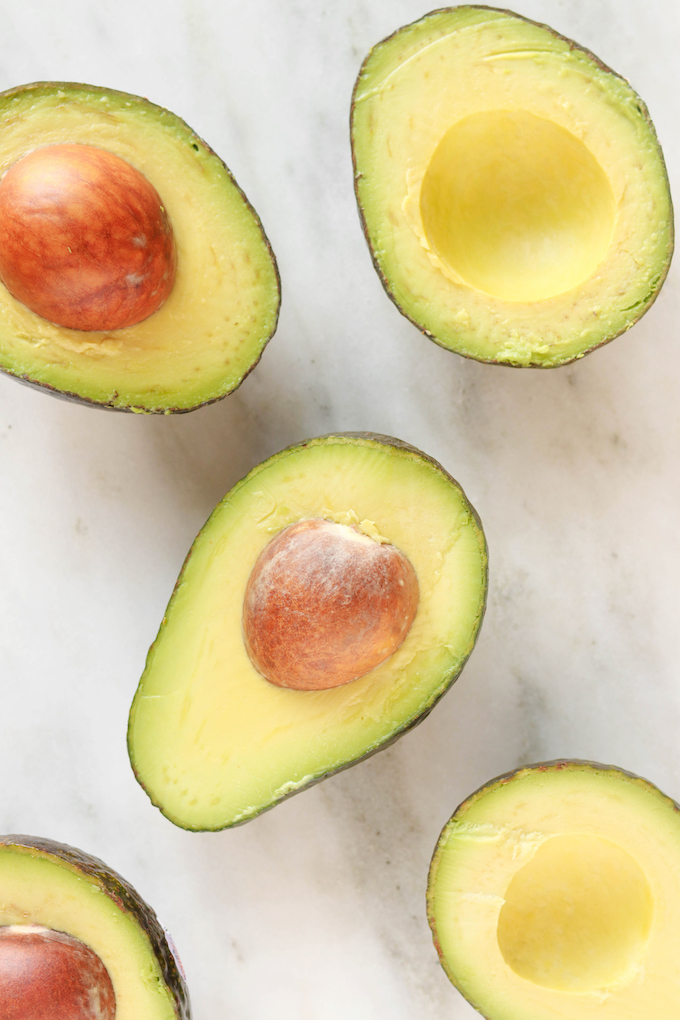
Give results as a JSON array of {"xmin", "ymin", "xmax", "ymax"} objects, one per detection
[
  {"xmin": 0, "ymin": 144, "xmax": 176, "ymax": 332},
  {"xmin": 0, "ymin": 82, "xmax": 280, "ymax": 412},
  {"xmin": 243, "ymin": 518, "xmax": 419, "ymax": 690},
  {"xmin": 0, "ymin": 924, "xmax": 116, "ymax": 1019}
]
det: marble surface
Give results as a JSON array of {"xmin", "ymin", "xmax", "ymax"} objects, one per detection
[{"xmin": 0, "ymin": 0, "xmax": 678, "ymax": 1016}]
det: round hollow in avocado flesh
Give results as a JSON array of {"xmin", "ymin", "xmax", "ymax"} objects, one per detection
[
  {"xmin": 128, "ymin": 432, "xmax": 488, "ymax": 830},
  {"xmin": 0, "ymin": 834, "xmax": 190, "ymax": 1020},
  {"xmin": 0, "ymin": 82, "xmax": 280, "ymax": 412},
  {"xmin": 427, "ymin": 760, "xmax": 680, "ymax": 1019},
  {"xmin": 351, "ymin": 7, "xmax": 674, "ymax": 367}
]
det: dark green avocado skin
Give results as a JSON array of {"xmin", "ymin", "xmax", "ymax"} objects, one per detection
[
  {"xmin": 443, "ymin": 759, "xmax": 680, "ymax": 821},
  {"xmin": 129, "ymin": 431, "xmax": 488, "ymax": 831},
  {"xmin": 5, "ymin": 343, "xmax": 273, "ymax": 415},
  {"xmin": 0, "ymin": 834, "xmax": 191, "ymax": 1020}
]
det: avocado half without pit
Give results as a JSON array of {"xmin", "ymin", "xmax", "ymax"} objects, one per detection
[
  {"xmin": 351, "ymin": 7, "xmax": 674, "ymax": 367},
  {"xmin": 0, "ymin": 834, "xmax": 189, "ymax": 1019},
  {"xmin": 0, "ymin": 82, "xmax": 280, "ymax": 412},
  {"xmin": 427, "ymin": 760, "xmax": 680, "ymax": 1019},
  {"xmin": 128, "ymin": 432, "xmax": 488, "ymax": 830}
]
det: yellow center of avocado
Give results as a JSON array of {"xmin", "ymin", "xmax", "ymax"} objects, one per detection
[
  {"xmin": 496, "ymin": 833, "xmax": 653, "ymax": 992},
  {"xmin": 420, "ymin": 110, "xmax": 616, "ymax": 302}
]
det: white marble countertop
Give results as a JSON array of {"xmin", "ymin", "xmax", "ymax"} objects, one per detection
[{"xmin": 0, "ymin": 1, "xmax": 678, "ymax": 1016}]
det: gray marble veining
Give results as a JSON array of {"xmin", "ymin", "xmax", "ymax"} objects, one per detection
[{"xmin": 0, "ymin": 1, "xmax": 678, "ymax": 1017}]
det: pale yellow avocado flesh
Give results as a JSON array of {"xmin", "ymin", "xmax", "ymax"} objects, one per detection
[
  {"xmin": 421, "ymin": 110, "xmax": 616, "ymax": 303},
  {"xmin": 0, "ymin": 83, "xmax": 280, "ymax": 411},
  {"xmin": 427, "ymin": 762, "xmax": 680, "ymax": 1019},
  {"xmin": 352, "ymin": 7, "xmax": 673, "ymax": 366},
  {"xmin": 0, "ymin": 843, "xmax": 180, "ymax": 1020},
  {"xmin": 128, "ymin": 434, "xmax": 487, "ymax": 830}
]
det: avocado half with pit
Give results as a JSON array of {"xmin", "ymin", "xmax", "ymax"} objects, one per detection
[
  {"xmin": 128, "ymin": 432, "xmax": 487, "ymax": 830},
  {"xmin": 0, "ymin": 833, "xmax": 189, "ymax": 1019},
  {"xmin": 0, "ymin": 82, "xmax": 280, "ymax": 411},
  {"xmin": 351, "ymin": 7, "xmax": 673, "ymax": 367},
  {"xmin": 427, "ymin": 760, "xmax": 680, "ymax": 1019}
]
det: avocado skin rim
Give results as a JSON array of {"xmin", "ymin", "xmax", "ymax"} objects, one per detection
[
  {"xmin": 426, "ymin": 758, "xmax": 680, "ymax": 1014},
  {"xmin": 0, "ymin": 833, "xmax": 191, "ymax": 1020},
  {"xmin": 128, "ymin": 431, "xmax": 489, "ymax": 831}
]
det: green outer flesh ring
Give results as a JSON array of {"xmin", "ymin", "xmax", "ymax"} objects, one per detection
[
  {"xmin": 0, "ymin": 81, "xmax": 281, "ymax": 413},
  {"xmin": 128, "ymin": 431, "xmax": 488, "ymax": 831},
  {"xmin": 0, "ymin": 833, "xmax": 191, "ymax": 1020},
  {"xmin": 350, "ymin": 5, "xmax": 674, "ymax": 368},
  {"xmin": 426, "ymin": 759, "xmax": 680, "ymax": 1015}
]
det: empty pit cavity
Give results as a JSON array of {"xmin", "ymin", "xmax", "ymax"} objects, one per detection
[
  {"xmin": 420, "ymin": 110, "xmax": 616, "ymax": 302},
  {"xmin": 496, "ymin": 833, "xmax": 653, "ymax": 992}
]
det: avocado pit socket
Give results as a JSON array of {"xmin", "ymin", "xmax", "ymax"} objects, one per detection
[
  {"xmin": 497, "ymin": 833, "xmax": 653, "ymax": 992},
  {"xmin": 419, "ymin": 110, "xmax": 616, "ymax": 303}
]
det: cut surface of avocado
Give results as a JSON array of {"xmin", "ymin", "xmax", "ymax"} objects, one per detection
[
  {"xmin": 0, "ymin": 82, "xmax": 280, "ymax": 411},
  {"xmin": 0, "ymin": 834, "xmax": 190, "ymax": 1019},
  {"xmin": 128, "ymin": 433, "xmax": 487, "ymax": 830},
  {"xmin": 427, "ymin": 760, "xmax": 680, "ymax": 1019},
  {"xmin": 352, "ymin": 7, "xmax": 673, "ymax": 367}
]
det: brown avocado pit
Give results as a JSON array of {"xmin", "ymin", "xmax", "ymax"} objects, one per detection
[
  {"xmin": 0, "ymin": 924, "xmax": 116, "ymax": 1019},
  {"xmin": 242, "ymin": 518, "xmax": 420, "ymax": 691},
  {"xmin": 0, "ymin": 144, "xmax": 176, "ymax": 331},
  {"xmin": 0, "ymin": 82, "xmax": 280, "ymax": 412}
]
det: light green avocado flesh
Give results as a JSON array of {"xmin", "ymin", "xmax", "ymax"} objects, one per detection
[
  {"xmin": 0, "ymin": 840, "xmax": 183, "ymax": 1020},
  {"xmin": 0, "ymin": 82, "xmax": 279, "ymax": 411},
  {"xmin": 352, "ymin": 7, "xmax": 673, "ymax": 366},
  {"xmin": 428, "ymin": 761, "xmax": 680, "ymax": 1019},
  {"xmin": 128, "ymin": 433, "xmax": 487, "ymax": 830}
]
